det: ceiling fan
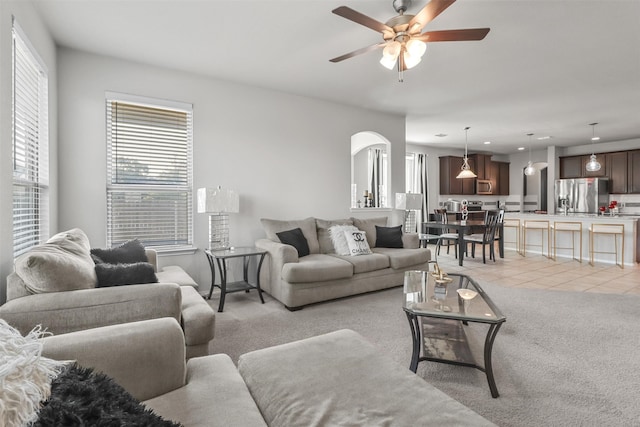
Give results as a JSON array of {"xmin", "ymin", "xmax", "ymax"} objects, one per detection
[{"xmin": 330, "ymin": 0, "xmax": 490, "ymax": 81}]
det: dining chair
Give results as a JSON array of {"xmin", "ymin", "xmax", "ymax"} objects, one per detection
[
  {"xmin": 433, "ymin": 209, "xmax": 458, "ymax": 258},
  {"xmin": 463, "ymin": 209, "xmax": 502, "ymax": 263}
]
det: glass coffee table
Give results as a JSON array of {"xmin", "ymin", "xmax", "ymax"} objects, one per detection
[{"xmin": 403, "ymin": 269, "xmax": 506, "ymax": 398}]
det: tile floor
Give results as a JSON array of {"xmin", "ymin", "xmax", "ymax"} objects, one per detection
[{"xmin": 429, "ymin": 243, "xmax": 640, "ymax": 295}]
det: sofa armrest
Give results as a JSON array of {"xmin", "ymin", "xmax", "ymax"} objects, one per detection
[
  {"xmin": 255, "ymin": 238, "xmax": 298, "ymax": 298},
  {"xmin": 255, "ymin": 238, "xmax": 299, "ymax": 264},
  {"xmin": 402, "ymin": 233, "xmax": 420, "ymax": 249},
  {"xmin": 42, "ymin": 318, "xmax": 187, "ymax": 402},
  {"xmin": 0, "ymin": 283, "xmax": 182, "ymax": 336},
  {"xmin": 145, "ymin": 248, "xmax": 158, "ymax": 271}
]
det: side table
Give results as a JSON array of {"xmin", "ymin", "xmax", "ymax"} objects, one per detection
[{"xmin": 204, "ymin": 247, "xmax": 267, "ymax": 312}]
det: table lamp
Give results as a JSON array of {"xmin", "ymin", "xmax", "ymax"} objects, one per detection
[
  {"xmin": 395, "ymin": 193, "xmax": 423, "ymax": 233},
  {"xmin": 197, "ymin": 186, "xmax": 239, "ymax": 250}
]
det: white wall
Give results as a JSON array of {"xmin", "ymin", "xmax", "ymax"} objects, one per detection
[
  {"xmin": 56, "ymin": 47, "xmax": 406, "ymax": 289},
  {"xmin": 0, "ymin": 1, "xmax": 57, "ymax": 302}
]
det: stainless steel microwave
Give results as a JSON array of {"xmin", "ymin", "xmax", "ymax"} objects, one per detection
[{"xmin": 476, "ymin": 179, "xmax": 493, "ymax": 195}]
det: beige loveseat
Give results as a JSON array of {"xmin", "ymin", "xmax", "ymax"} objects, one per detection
[
  {"xmin": 0, "ymin": 228, "xmax": 215, "ymax": 358},
  {"xmin": 256, "ymin": 216, "xmax": 431, "ymax": 310},
  {"xmin": 41, "ymin": 317, "xmax": 495, "ymax": 426}
]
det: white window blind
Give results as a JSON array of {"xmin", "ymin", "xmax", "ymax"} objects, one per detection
[
  {"xmin": 106, "ymin": 94, "xmax": 193, "ymax": 249},
  {"xmin": 12, "ymin": 20, "xmax": 49, "ymax": 257}
]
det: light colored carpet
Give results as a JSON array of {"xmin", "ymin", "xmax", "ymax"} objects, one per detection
[{"xmin": 208, "ymin": 284, "xmax": 640, "ymax": 427}]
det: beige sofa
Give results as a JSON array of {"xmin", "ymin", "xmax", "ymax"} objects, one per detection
[
  {"xmin": 256, "ymin": 216, "xmax": 431, "ymax": 310},
  {"xmin": 41, "ymin": 317, "xmax": 495, "ymax": 426},
  {"xmin": 0, "ymin": 228, "xmax": 215, "ymax": 358}
]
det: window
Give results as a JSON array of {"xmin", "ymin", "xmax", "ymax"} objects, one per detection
[
  {"xmin": 12, "ymin": 19, "xmax": 49, "ymax": 257},
  {"xmin": 106, "ymin": 93, "xmax": 193, "ymax": 250}
]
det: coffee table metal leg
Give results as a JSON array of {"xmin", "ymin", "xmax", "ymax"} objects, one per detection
[
  {"xmin": 484, "ymin": 322, "xmax": 503, "ymax": 398},
  {"xmin": 406, "ymin": 312, "xmax": 421, "ymax": 373}
]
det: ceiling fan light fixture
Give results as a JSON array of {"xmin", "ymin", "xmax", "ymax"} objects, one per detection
[
  {"xmin": 380, "ymin": 41, "xmax": 401, "ymax": 69},
  {"xmin": 403, "ymin": 50, "xmax": 422, "ymax": 69},
  {"xmin": 406, "ymin": 39, "xmax": 426, "ymax": 57},
  {"xmin": 380, "ymin": 55, "xmax": 398, "ymax": 70}
]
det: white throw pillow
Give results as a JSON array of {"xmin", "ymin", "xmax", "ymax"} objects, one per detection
[
  {"xmin": 343, "ymin": 229, "xmax": 373, "ymax": 256},
  {"xmin": 329, "ymin": 225, "xmax": 359, "ymax": 255}
]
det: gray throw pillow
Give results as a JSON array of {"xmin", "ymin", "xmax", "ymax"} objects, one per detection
[
  {"xmin": 91, "ymin": 239, "xmax": 148, "ymax": 264},
  {"xmin": 375, "ymin": 225, "xmax": 404, "ymax": 248},
  {"xmin": 276, "ymin": 228, "xmax": 310, "ymax": 257},
  {"xmin": 95, "ymin": 262, "xmax": 158, "ymax": 287}
]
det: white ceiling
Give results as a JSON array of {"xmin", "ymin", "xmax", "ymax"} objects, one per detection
[{"xmin": 32, "ymin": 0, "xmax": 640, "ymax": 154}]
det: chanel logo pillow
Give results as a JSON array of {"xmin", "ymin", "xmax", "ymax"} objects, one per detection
[{"xmin": 343, "ymin": 230, "xmax": 372, "ymax": 256}]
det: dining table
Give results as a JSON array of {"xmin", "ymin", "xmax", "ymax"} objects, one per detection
[{"xmin": 423, "ymin": 220, "xmax": 504, "ymax": 266}]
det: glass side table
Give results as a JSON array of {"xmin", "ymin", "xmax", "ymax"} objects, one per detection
[{"xmin": 204, "ymin": 247, "xmax": 267, "ymax": 312}]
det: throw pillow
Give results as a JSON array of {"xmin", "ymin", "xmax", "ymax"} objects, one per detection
[
  {"xmin": 34, "ymin": 363, "xmax": 181, "ymax": 427},
  {"xmin": 343, "ymin": 230, "xmax": 373, "ymax": 256},
  {"xmin": 329, "ymin": 225, "xmax": 359, "ymax": 256},
  {"xmin": 0, "ymin": 319, "xmax": 67, "ymax": 427},
  {"xmin": 14, "ymin": 228, "xmax": 97, "ymax": 294},
  {"xmin": 91, "ymin": 239, "xmax": 148, "ymax": 264},
  {"xmin": 260, "ymin": 218, "xmax": 320, "ymax": 254},
  {"xmin": 95, "ymin": 262, "xmax": 159, "ymax": 287},
  {"xmin": 316, "ymin": 219, "xmax": 353, "ymax": 254},
  {"xmin": 375, "ymin": 225, "xmax": 404, "ymax": 248},
  {"xmin": 351, "ymin": 217, "xmax": 388, "ymax": 248},
  {"xmin": 276, "ymin": 228, "xmax": 310, "ymax": 257}
]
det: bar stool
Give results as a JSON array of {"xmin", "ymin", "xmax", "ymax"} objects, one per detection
[
  {"xmin": 502, "ymin": 218, "xmax": 521, "ymax": 255},
  {"xmin": 551, "ymin": 221, "xmax": 582, "ymax": 262},
  {"xmin": 522, "ymin": 220, "xmax": 550, "ymax": 258},
  {"xmin": 588, "ymin": 223, "xmax": 625, "ymax": 269}
]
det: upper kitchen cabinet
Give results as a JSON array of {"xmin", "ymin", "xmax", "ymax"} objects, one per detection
[
  {"xmin": 559, "ymin": 156, "xmax": 583, "ymax": 178},
  {"xmin": 628, "ymin": 150, "xmax": 640, "ymax": 193},
  {"xmin": 607, "ymin": 151, "xmax": 627, "ymax": 194},
  {"xmin": 439, "ymin": 156, "xmax": 475, "ymax": 195}
]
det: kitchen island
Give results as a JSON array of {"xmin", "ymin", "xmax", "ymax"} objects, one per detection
[{"xmin": 503, "ymin": 213, "xmax": 639, "ymax": 267}]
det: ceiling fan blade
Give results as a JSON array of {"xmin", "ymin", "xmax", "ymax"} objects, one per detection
[
  {"xmin": 408, "ymin": 0, "xmax": 456, "ymax": 33},
  {"xmin": 330, "ymin": 43, "xmax": 386, "ymax": 63},
  {"xmin": 414, "ymin": 28, "xmax": 490, "ymax": 42},
  {"xmin": 332, "ymin": 6, "xmax": 393, "ymax": 34}
]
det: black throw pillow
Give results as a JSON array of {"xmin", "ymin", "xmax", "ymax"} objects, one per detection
[
  {"xmin": 95, "ymin": 262, "xmax": 158, "ymax": 287},
  {"xmin": 91, "ymin": 239, "xmax": 148, "ymax": 264},
  {"xmin": 34, "ymin": 362, "xmax": 181, "ymax": 426},
  {"xmin": 375, "ymin": 225, "xmax": 404, "ymax": 248},
  {"xmin": 276, "ymin": 228, "xmax": 310, "ymax": 257}
]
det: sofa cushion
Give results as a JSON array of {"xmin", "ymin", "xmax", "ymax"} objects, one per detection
[
  {"xmin": 316, "ymin": 219, "xmax": 353, "ymax": 254},
  {"xmin": 330, "ymin": 253, "xmax": 390, "ymax": 274},
  {"xmin": 329, "ymin": 225, "xmax": 359, "ymax": 256},
  {"xmin": 344, "ymin": 229, "xmax": 373, "ymax": 256},
  {"xmin": 351, "ymin": 217, "xmax": 388, "ymax": 247},
  {"xmin": 281, "ymin": 254, "xmax": 353, "ymax": 283},
  {"xmin": 261, "ymin": 218, "xmax": 320, "ymax": 254},
  {"xmin": 90, "ymin": 239, "xmax": 148, "ymax": 264},
  {"xmin": 375, "ymin": 225, "xmax": 404, "ymax": 248},
  {"xmin": 276, "ymin": 228, "xmax": 310, "ymax": 257},
  {"xmin": 94, "ymin": 262, "xmax": 158, "ymax": 287},
  {"xmin": 14, "ymin": 228, "xmax": 97, "ymax": 294},
  {"xmin": 372, "ymin": 247, "xmax": 430, "ymax": 269},
  {"xmin": 156, "ymin": 265, "xmax": 199, "ymax": 288}
]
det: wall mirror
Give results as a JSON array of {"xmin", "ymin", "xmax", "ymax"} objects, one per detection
[{"xmin": 351, "ymin": 132, "xmax": 390, "ymax": 209}]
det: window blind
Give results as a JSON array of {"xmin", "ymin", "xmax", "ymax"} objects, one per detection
[
  {"xmin": 12, "ymin": 21, "xmax": 49, "ymax": 257},
  {"xmin": 106, "ymin": 96, "xmax": 193, "ymax": 249}
]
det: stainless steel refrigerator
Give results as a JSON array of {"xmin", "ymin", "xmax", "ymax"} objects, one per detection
[{"xmin": 554, "ymin": 178, "xmax": 609, "ymax": 214}]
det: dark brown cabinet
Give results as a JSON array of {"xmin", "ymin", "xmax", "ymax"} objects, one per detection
[
  {"xmin": 496, "ymin": 161, "xmax": 510, "ymax": 195},
  {"xmin": 628, "ymin": 150, "xmax": 640, "ymax": 193},
  {"xmin": 559, "ymin": 156, "xmax": 583, "ymax": 178},
  {"xmin": 607, "ymin": 152, "xmax": 627, "ymax": 194},
  {"xmin": 439, "ymin": 156, "xmax": 475, "ymax": 195}
]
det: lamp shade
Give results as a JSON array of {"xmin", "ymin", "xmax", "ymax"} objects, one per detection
[
  {"xmin": 395, "ymin": 193, "xmax": 423, "ymax": 210},
  {"xmin": 197, "ymin": 187, "xmax": 239, "ymax": 214}
]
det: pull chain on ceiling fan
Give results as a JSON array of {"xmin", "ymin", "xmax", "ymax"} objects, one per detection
[{"xmin": 330, "ymin": 0, "xmax": 490, "ymax": 82}]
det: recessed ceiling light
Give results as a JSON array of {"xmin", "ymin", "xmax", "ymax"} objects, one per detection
[
  {"xmin": 435, "ymin": 133, "xmax": 447, "ymax": 138},
  {"xmin": 483, "ymin": 141, "xmax": 491, "ymax": 145},
  {"xmin": 518, "ymin": 147, "xmax": 525, "ymax": 151},
  {"xmin": 537, "ymin": 136, "xmax": 552, "ymax": 140}
]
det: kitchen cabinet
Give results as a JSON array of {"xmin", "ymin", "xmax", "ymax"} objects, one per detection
[
  {"xmin": 439, "ymin": 156, "xmax": 475, "ymax": 195},
  {"xmin": 628, "ymin": 150, "xmax": 640, "ymax": 193},
  {"xmin": 607, "ymin": 151, "xmax": 627, "ymax": 194},
  {"xmin": 497, "ymin": 161, "xmax": 510, "ymax": 195},
  {"xmin": 560, "ymin": 156, "xmax": 583, "ymax": 178}
]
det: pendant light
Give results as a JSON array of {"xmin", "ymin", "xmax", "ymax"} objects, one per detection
[
  {"xmin": 585, "ymin": 122, "xmax": 601, "ymax": 172},
  {"xmin": 456, "ymin": 127, "xmax": 477, "ymax": 179},
  {"xmin": 524, "ymin": 133, "xmax": 536, "ymax": 176}
]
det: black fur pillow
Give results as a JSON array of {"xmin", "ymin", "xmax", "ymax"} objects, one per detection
[
  {"xmin": 34, "ymin": 362, "xmax": 181, "ymax": 426},
  {"xmin": 91, "ymin": 239, "xmax": 148, "ymax": 264},
  {"xmin": 95, "ymin": 262, "xmax": 158, "ymax": 287}
]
